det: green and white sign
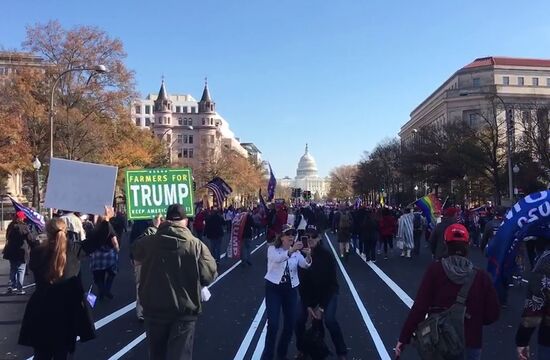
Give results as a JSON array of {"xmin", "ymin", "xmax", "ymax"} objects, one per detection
[{"xmin": 125, "ymin": 168, "xmax": 195, "ymax": 220}]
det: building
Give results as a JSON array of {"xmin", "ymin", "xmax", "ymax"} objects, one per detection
[
  {"xmin": 241, "ymin": 143, "xmax": 262, "ymax": 164},
  {"xmin": 131, "ymin": 80, "xmax": 249, "ymax": 167},
  {"xmin": 400, "ymin": 56, "xmax": 550, "ymax": 144},
  {"xmin": 0, "ymin": 51, "xmax": 48, "ymax": 200},
  {"xmin": 278, "ymin": 144, "xmax": 329, "ymax": 198}
]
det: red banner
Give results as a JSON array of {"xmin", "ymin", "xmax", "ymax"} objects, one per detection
[{"xmin": 228, "ymin": 212, "xmax": 247, "ymax": 259}]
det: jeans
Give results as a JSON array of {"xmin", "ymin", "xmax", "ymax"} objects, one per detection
[
  {"xmin": 93, "ymin": 268, "xmax": 116, "ymax": 298},
  {"xmin": 241, "ymin": 237, "xmax": 252, "ymax": 264},
  {"xmin": 466, "ymin": 348, "xmax": 481, "ymax": 360},
  {"xmin": 9, "ymin": 260, "xmax": 26, "ymax": 290},
  {"xmin": 145, "ymin": 318, "xmax": 196, "ymax": 360},
  {"xmin": 539, "ymin": 345, "xmax": 550, "ymax": 360},
  {"xmin": 134, "ymin": 263, "xmax": 143, "ymax": 318},
  {"xmin": 33, "ymin": 347, "xmax": 70, "ymax": 360},
  {"xmin": 295, "ymin": 294, "xmax": 347, "ymax": 356},
  {"xmin": 209, "ymin": 237, "xmax": 222, "ymax": 262},
  {"xmin": 262, "ymin": 281, "xmax": 298, "ymax": 360}
]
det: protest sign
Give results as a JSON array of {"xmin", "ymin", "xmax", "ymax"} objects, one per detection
[
  {"xmin": 125, "ymin": 168, "xmax": 194, "ymax": 220},
  {"xmin": 44, "ymin": 158, "xmax": 118, "ymax": 215},
  {"xmin": 227, "ymin": 212, "xmax": 246, "ymax": 259}
]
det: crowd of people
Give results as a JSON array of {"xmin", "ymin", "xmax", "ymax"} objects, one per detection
[{"xmin": 2, "ymin": 195, "xmax": 550, "ymax": 359}]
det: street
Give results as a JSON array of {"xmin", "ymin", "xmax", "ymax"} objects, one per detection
[{"xmin": 0, "ymin": 230, "xmax": 533, "ymax": 360}]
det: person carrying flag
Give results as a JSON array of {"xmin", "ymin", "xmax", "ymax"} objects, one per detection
[{"xmin": 3, "ymin": 211, "xmax": 36, "ymax": 295}]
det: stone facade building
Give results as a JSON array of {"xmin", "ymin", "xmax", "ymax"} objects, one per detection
[{"xmin": 279, "ymin": 144, "xmax": 329, "ymax": 198}]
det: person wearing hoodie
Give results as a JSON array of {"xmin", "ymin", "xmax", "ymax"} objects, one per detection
[
  {"xmin": 132, "ymin": 204, "xmax": 218, "ymax": 360},
  {"xmin": 395, "ymin": 224, "xmax": 500, "ymax": 360},
  {"xmin": 429, "ymin": 207, "xmax": 459, "ymax": 260},
  {"xmin": 3, "ymin": 211, "xmax": 36, "ymax": 295},
  {"xmin": 516, "ymin": 234, "xmax": 550, "ymax": 360}
]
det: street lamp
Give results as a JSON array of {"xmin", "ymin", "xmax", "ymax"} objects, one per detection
[
  {"xmin": 414, "ymin": 185, "xmax": 419, "ymax": 199},
  {"xmin": 32, "ymin": 156, "xmax": 41, "ymax": 212},
  {"xmin": 459, "ymin": 90, "xmax": 514, "ymax": 202},
  {"xmin": 48, "ymin": 65, "xmax": 107, "ymax": 218}
]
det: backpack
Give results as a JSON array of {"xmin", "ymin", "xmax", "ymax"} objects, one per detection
[{"xmin": 413, "ymin": 269, "xmax": 477, "ymax": 360}]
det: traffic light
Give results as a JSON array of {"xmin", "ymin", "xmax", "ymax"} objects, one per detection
[{"xmin": 297, "ymin": 188, "xmax": 302, "ymax": 198}]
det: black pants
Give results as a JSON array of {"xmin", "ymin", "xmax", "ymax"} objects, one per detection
[
  {"xmin": 145, "ymin": 318, "xmax": 196, "ymax": 360},
  {"xmin": 413, "ymin": 230, "xmax": 422, "ymax": 255},
  {"xmin": 33, "ymin": 347, "xmax": 70, "ymax": 360},
  {"xmin": 382, "ymin": 235, "xmax": 393, "ymax": 254},
  {"xmin": 364, "ymin": 234, "xmax": 377, "ymax": 261},
  {"xmin": 93, "ymin": 268, "xmax": 116, "ymax": 298}
]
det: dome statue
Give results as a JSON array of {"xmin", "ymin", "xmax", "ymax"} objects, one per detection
[{"xmin": 296, "ymin": 144, "xmax": 318, "ymax": 179}]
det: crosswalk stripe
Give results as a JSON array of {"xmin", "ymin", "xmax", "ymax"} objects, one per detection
[{"xmin": 324, "ymin": 233, "xmax": 391, "ymax": 360}]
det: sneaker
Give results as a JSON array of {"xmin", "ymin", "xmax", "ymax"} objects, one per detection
[
  {"xmin": 15, "ymin": 289, "xmax": 26, "ymax": 295},
  {"xmin": 384, "ymin": 255, "xmax": 388, "ymax": 260},
  {"xmin": 372, "ymin": 259, "xmax": 377, "ymax": 263},
  {"xmin": 4, "ymin": 287, "xmax": 14, "ymax": 295}
]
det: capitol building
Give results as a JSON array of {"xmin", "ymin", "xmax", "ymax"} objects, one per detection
[{"xmin": 279, "ymin": 144, "xmax": 329, "ymax": 198}]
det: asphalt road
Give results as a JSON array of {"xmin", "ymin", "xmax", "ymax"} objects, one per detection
[{"xmin": 0, "ymin": 229, "xmax": 538, "ymax": 360}]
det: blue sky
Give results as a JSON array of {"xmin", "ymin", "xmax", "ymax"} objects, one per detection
[{"xmin": 3, "ymin": 0, "xmax": 550, "ymax": 178}]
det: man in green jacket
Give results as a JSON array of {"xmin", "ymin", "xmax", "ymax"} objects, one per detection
[{"xmin": 132, "ymin": 204, "xmax": 218, "ymax": 360}]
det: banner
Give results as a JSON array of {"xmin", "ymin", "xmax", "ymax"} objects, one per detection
[
  {"xmin": 125, "ymin": 168, "xmax": 194, "ymax": 220},
  {"xmin": 487, "ymin": 190, "xmax": 550, "ymax": 285},
  {"xmin": 227, "ymin": 212, "xmax": 247, "ymax": 259},
  {"xmin": 44, "ymin": 158, "xmax": 118, "ymax": 215},
  {"xmin": 267, "ymin": 163, "xmax": 276, "ymax": 202}
]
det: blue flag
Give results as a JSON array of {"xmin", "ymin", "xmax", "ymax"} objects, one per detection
[
  {"xmin": 259, "ymin": 189, "xmax": 268, "ymax": 214},
  {"xmin": 205, "ymin": 177, "xmax": 233, "ymax": 208},
  {"xmin": 487, "ymin": 190, "xmax": 550, "ymax": 286},
  {"xmin": 267, "ymin": 163, "xmax": 276, "ymax": 202},
  {"xmin": 9, "ymin": 195, "xmax": 45, "ymax": 231}
]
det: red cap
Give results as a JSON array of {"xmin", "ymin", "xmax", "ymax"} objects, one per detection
[
  {"xmin": 15, "ymin": 211, "xmax": 26, "ymax": 221},
  {"xmin": 444, "ymin": 224, "xmax": 469, "ymax": 243}
]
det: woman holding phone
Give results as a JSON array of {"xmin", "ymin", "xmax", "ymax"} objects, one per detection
[{"xmin": 261, "ymin": 224, "xmax": 312, "ymax": 360}]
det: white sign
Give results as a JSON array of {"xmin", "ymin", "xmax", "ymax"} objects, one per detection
[{"xmin": 44, "ymin": 158, "xmax": 118, "ymax": 215}]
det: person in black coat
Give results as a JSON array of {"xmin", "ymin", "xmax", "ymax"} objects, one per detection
[
  {"xmin": 360, "ymin": 209, "xmax": 380, "ymax": 262},
  {"xmin": 204, "ymin": 208, "xmax": 225, "ymax": 263},
  {"xmin": 2, "ymin": 211, "xmax": 36, "ymax": 295},
  {"xmin": 18, "ymin": 207, "xmax": 114, "ymax": 359},
  {"xmin": 295, "ymin": 225, "xmax": 347, "ymax": 360}
]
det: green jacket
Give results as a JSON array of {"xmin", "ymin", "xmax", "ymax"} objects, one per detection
[{"xmin": 132, "ymin": 221, "xmax": 217, "ymax": 322}]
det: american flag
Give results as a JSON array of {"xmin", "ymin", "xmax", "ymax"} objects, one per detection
[
  {"xmin": 267, "ymin": 163, "xmax": 276, "ymax": 202},
  {"xmin": 205, "ymin": 177, "xmax": 233, "ymax": 208},
  {"xmin": 9, "ymin": 195, "xmax": 45, "ymax": 231}
]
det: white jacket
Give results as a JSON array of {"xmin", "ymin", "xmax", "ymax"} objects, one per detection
[{"xmin": 264, "ymin": 245, "xmax": 311, "ymax": 288}]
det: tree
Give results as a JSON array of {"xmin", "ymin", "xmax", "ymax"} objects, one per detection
[
  {"xmin": 516, "ymin": 104, "xmax": 550, "ymax": 183},
  {"xmin": 327, "ymin": 165, "xmax": 357, "ymax": 200}
]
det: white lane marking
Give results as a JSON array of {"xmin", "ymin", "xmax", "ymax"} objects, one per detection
[
  {"xmin": 251, "ymin": 323, "xmax": 267, "ymax": 360},
  {"xmin": 352, "ymin": 247, "xmax": 414, "ymax": 308},
  {"xmin": 22, "ymin": 283, "xmax": 35, "ymax": 289},
  {"xmin": 108, "ymin": 238, "xmax": 268, "ymax": 359},
  {"xmin": 233, "ymin": 299, "xmax": 266, "ymax": 360},
  {"xmin": 107, "ymin": 333, "xmax": 147, "ymax": 360},
  {"xmin": 95, "ymin": 302, "xmax": 138, "ymax": 329},
  {"xmin": 324, "ymin": 233, "xmax": 391, "ymax": 360}
]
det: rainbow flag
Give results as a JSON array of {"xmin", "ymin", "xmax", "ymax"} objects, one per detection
[{"xmin": 414, "ymin": 193, "xmax": 442, "ymax": 230}]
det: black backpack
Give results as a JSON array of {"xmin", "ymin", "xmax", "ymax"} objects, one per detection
[{"xmin": 413, "ymin": 270, "xmax": 477, "ymax": 360}]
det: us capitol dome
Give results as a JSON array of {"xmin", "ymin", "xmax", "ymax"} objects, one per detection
[{"xmin": 279, "ymin": 144, "xmax": 328, "ymax": 198}]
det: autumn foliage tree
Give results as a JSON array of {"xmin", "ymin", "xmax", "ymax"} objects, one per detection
[{"xmin": 327, "ymin": 165, "xmax": 357, "ymax": 200}]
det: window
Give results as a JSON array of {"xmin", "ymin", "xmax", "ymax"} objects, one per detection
[
  {"xmin": 472, "ymin": 78, "xmax": 480, "ymax": 87},
  {"xmin": 183, "ymin": 149, "xmax": 188, "ymax": 158},
  {"xmin": 178, "ymin": 150, "xmax": 183, "ymax": 158},
  {"xmin": 518, "ymin": 77, "xmax": 524, "ymax": 86},
  {"xmin": 176, "ymin": 106, "xmax": 181, "ymax": 113},
  {"xmin": 210, "ymin": 118, "xmax": 214, "ymax": 125},
  {"xmin": 145, "ymin": 105, "xmax": 151, "ymax": 114},
  {"xmin": 469, "ymin": 114, "xmax": 477, "ymax": 126},
  {"xmin": 533, "ymin": 77, "xmax": 539, "ymax": 86},
  {"xmin": 168, "ymin": 117, "xmax": 171, "ymax": 125},
  {"xmin": 202, "ymin": 118, "xmax": 205, "ymax": 125},
  {"xmin": 178, "ymin": 117, "xmax": 183, "ymax": 125},
  {"xmin": 189, "ymin": 149, "xmax": 194, "ymax": 158},
  {"xmin": 188, "ymin": 119, "xmax": 193, "ymax": 126},
  {"xmin": 135, "ymin": 105, "xmax": 141, "ymax": 114},
  {"xmin": 135, "ymin": 118, "xmax": 141, "ymax": 126},
  {"xmin": 177, "ymin": 134, "xmax": 183, "ymax": 143},
  {"xmin": 503, "ymin": 76, "xmax": 510, "ymax": 85},
  {"xmin": 182, "ymin": 106, "xmax": 187, "ymax": 113},
  {"xmin": 145, "ymin": 118, "xmax": 151, "ymax": 126},
  {"xmin": 158, "ymin": 116, "xmax": 162, "ymax": 124},
  {"xmin": 189, "ymin": 135, "xmax": 193, "ymax": 144},
  {"xmin": 166, "ymin": 134, "xmax": 172, "ymax": 143}
]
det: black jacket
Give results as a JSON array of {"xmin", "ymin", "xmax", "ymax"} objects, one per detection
[
  {"xmin": 242, "ymin": 213, "xmax": 255, "ymax": 239},
  {"xmin": 204, "ymin": 212, "xmax": 225, "ymax": 239},
  {"xmin": 298, "ymin": 244, "xmax": 339, "ymax": 309},
  {"xmin": 18, "ymin": 220, "xmax": 110, "ymax": 351},
  {"xmin": 3, "ymin": 221, "xmax": 36, "ymax": 262}
]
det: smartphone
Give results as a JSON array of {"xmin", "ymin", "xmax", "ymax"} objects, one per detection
[{"xmin": 300, "ymin": 236, "xmax": 309, "ymax": 248}]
